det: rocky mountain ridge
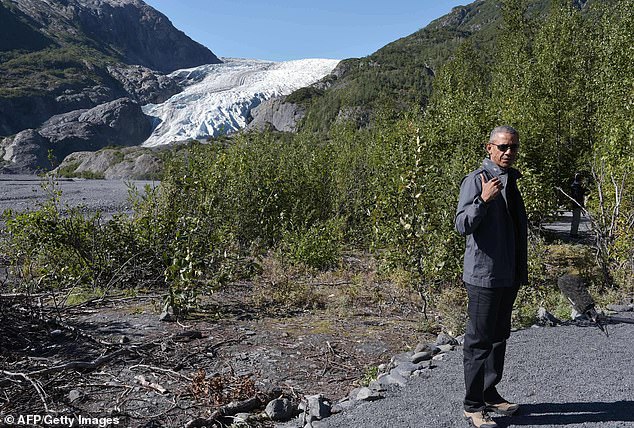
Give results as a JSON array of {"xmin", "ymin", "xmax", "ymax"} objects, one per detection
[
  {"xmin": 2, "ymin": 0, "xmax": 219, "ymax": 74},
  {"xmin": 0, "ymin": 0, "xmax": 221, "ymax": 173},
  {"xmin": 0, "ymin": 0, "xmax": 219, "ymax": 132}
]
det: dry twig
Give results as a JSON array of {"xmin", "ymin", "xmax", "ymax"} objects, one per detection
[{"xmin": 1, "ymin": 370, "xmax": 49, "ymax": 412}]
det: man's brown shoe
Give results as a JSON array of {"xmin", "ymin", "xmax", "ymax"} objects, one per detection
[
  {"xmin": 463, "ymin": 410, "xmax": 498, "ymax": 428},
  {"xmin": 485, "ymin": 400, "xmax": 520, "ymax": 416}
]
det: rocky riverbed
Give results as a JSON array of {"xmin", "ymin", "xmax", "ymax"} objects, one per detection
[{"xmin": 0, "ymin": 175, "xmax": 157, "ymax": 222}]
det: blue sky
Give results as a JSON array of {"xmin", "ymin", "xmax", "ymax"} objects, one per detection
[{"xmin": 144, "ymin": 0, "xmax": 468, "ymax": 62}]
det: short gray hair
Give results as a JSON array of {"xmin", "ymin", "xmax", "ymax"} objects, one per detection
[{"xmin": 489, "ymin": 125, "xmax": 519, "ymax": 144}]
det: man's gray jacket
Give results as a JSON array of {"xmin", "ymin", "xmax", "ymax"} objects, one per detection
[{"xmin": 455, "ymin": 158, "xmax": 528, "ymax": 288}]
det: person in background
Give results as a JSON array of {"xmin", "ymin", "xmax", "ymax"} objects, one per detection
[
  {"xmin": 570, "ymin": 173, "xmax": 586, "ymax": 238},
  {"xmin": 455, "ymin": 125, "xmax": 528, "ymax": 428}
]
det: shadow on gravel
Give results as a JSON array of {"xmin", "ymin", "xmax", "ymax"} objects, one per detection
[{"xmin": 496, "ymin": 401, "xmax": 634, "ymax": 426}]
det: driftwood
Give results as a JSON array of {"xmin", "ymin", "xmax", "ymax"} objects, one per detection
[
  {"xmin": 134, "ymin": 374, "xmax": 168, "ymax": 394},
  {"xmin": 0, "ymin": 370, "xmax": 49, "ymax": 412}
]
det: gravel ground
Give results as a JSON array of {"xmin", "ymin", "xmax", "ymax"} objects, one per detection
[
  {"xmin": 312, "ymin": 317, "xmax": 634, "ymax": 428},
  {"xmin": 0, "ymin": 175, "xmax": 157, "ymax": 221}
]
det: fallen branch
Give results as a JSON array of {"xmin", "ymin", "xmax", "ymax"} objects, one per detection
[
  {"xmin": 61, "ymin": 294, "xmax": 162, "ymax": 313},
  {"xmin": 129, "ymin": 364, "xmax": 193, "ymax": 382},
  {"xmin": 44, "ymin": 317, "xmax": 119, "ymax": 347},
  {"xmin": 26, "ymin": 348, "xmax": 130, "ymax": 376},
  {"xmin": 134, "ymin": 374, "xmax": 168, "ymax": 394}
]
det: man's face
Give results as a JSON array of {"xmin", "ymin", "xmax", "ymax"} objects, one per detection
[{"xmin": 486, "ymin": 132, "xmax": 519, "ymax": 169}]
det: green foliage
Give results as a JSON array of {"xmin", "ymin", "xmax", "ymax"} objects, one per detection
[
  {"xmin": 1, "ymin": 180, "xmax": 151, "ymax": 292},
  {"xmin": 129, "ymin": 160, "xmax": 243, "ymax": 313},
  {"xmin": 251, "ymin": 259, "xmax": 326, "ymax": 311},
  {"xmin": 55, "ymin": 161, "xmax": 82, "ymax": 177},
  {"xmin": 296, "ymin": 0, "xmax": 583, "ymax": 133},
  {"xmin": 0, "ymin": 45, "xmax": 113, "ymax": 97},
  {"xmin": 56, "ymin": 161, "xmax": 106, "ymax": 179},
  {"xmin": 584, "ymin": 0, "xmax": 634, "ymax": 289},
  {"xmin": 585, "ymin": 159, "xmax": 634, "ymax": 290},
  {"xmin": 280, "ymin": 218, "xmax": 344, "ymax": 270},
  {"xmin": 419, "ymin": 0, "xmax": 632, "ymax": 305},
  {"xmin": 422, "ymin": 41, "xmax": 492, "ymax": 172},
  {"xmin": 361, "ymin": 366, "xmax": 380, "ymax": 386},
  {"xmin": 0, "ymin": 175, "xmax": 240, "ymax": 313},
  {"xmin": 285, "ymin": 86, "xmax": 325, "ymax": 106},
  {"xmin": 368, "ymin": 115, "xmax": 464, "ymax": 290},
  {"xmin": 433, "ymin": 285, "xmax": 468, "ymax": 336}
]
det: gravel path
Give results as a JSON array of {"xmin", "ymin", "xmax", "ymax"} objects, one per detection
[{"xmin": 313, "ymin": 317, "xmax": 634, "ymax": 428}]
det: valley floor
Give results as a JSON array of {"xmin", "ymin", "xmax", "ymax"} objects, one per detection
[{"xmin": 0, "ymin": 175, "xmax": 157, "ymax": 223}]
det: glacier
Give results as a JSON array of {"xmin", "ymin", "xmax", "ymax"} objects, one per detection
[{"xmin": 142, "ymin": 58, "xmax": 339, "ymax": 147}]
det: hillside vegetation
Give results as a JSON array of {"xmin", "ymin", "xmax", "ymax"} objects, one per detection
[
  {"xmin": 0, "ymin": 0, "xmax": 115, "ymax": 98},
  {"xmin": 296, "ymin": 0, "xmax": 602, "ymax": 132},
  {"xmin": 1, "ymin": 0, "xmax": 632, "ymax": 330}
]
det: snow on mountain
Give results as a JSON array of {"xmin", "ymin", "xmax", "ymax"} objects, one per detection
[{"xmin": 141, "ymin": 58, "xmax": 339, "ymax": 146}]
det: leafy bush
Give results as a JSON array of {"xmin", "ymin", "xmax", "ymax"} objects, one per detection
[
  {"xmin": 279, "ymin": 218, "xmax": 344, "ymax": 270},
  {"xmin": 1, "ymin": 181, "xmax": 151, "ymax": 292}
]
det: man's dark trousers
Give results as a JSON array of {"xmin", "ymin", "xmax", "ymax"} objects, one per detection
[{"xmin": 463, "ymin": 283, "xmax": 519, "ymax": 412}]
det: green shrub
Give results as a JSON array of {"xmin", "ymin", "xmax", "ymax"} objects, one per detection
[
  {"xmin": 280, "ymin": 218, "xmax": 344, "ymax": 270},
  {"xmin": 56, "ymin": 161, "xmax": 81, "ymax": 177}
]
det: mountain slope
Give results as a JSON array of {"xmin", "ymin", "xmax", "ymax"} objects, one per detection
[
  {"xmin": 295, "ymin": 0, "xmax": 595, "ymax": 132},
  {"xmin": 1, "ymin": 0, "xmax": 219, "ymax": 73},
  {"xmin": 0, "ymin": 0, "xmax": 220, "ymax": 136}
]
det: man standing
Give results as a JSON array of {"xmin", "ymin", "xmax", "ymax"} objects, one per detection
[
  {"xmin": 455, "ymin": 126, "xmax": 528, "ymax": 428},
  {"xmin": 570, "ymin": 173, "xmax": 586, "ymax": 238}
]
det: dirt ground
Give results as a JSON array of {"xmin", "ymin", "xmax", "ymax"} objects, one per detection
[{"xmin": 0, "ymin": 259, "xmax": 432, "ymax": 428}]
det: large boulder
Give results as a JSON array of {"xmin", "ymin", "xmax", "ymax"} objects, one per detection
[
  {"xmin": 246, "ymin": 98, "xmax": 306, "ymax": 133},
  {"xmin": 0, "ymin": 129, "xmax": 51, "ymax": 174},
  {"xmin": 1, "ymin": 98, "xmax": 152, "ymax": 173},
  {"xmin": 0, "ymin": 96, "xmax": 65, "ymax": 138},
  {"xmin": 55, "ymin": 147, "xmax": 163, "ymax": 180}
]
